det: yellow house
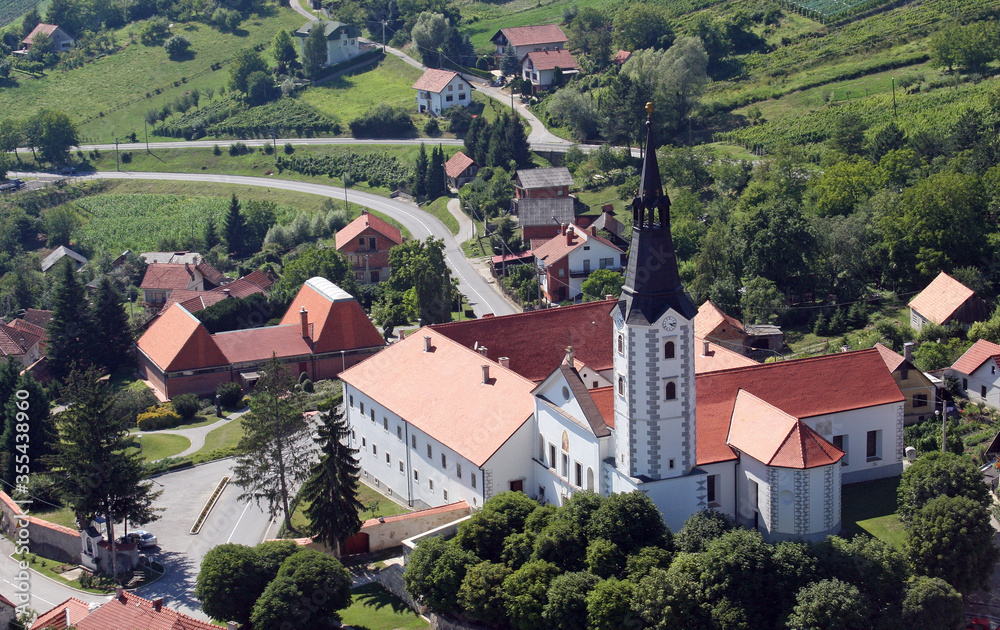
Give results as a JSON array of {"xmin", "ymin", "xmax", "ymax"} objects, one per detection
[{"xmin": 875, "ymin": 342, "xmax": 937, "ymax": 426}]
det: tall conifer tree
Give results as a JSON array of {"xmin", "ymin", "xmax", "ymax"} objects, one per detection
[
  {"xmin": 413, "ymin": 142, "xmax": 428, "ymax": 197},
  {"xmin": 92, "ymin": 277, "xmax": 133, "ymax": 372},
  {"xmin": 47, "ymin": 259, "xmax": 95, "ymax": 380},
  {"xmin": 223, "ymin": 194, "xmax": 248, "ymax": 257}
]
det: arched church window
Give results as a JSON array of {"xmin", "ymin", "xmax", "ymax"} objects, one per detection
[
  {"xmin": 618, "ymin": 376, "xmax": 624, "ymax": 396},
  {"xmin": 665, "ymin": 381, "xmax": 676, "ymax": 400},
  {"xmin": 617, "ymin": 334, "xmax": 624, "ymax": 355},
  {"xmin": 587, "ymin": 467, "xmax": 595, "ymax": 492},
  {"xmin": 664, "ymin": 341, "xmax": 675, "ymax": 359}
]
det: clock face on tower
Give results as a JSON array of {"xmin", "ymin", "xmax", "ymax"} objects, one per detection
[{"xmin": 662, "ymin": 315, "xmax": 677, "ymax": 331}]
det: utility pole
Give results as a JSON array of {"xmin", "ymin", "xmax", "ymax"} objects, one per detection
[
  {"xmin": 891, "ymin": 77, "xmax": 897, "ymax": 118},
  {"xmin": 113, "ymin": 132, "xmax": 120, "ymax": 171},
  {"xmin": 382, "ymin": 20, "xmax": 386, "ymax": 52},
  {"xmin": 938, "ymin": 409, "xmax": 945, "ymax": 452},
  {"xmin": 144, "ymin": 120, "xmax": 149, "ymax": 154}
]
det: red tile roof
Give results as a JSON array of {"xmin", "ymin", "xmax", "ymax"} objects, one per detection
[
  {"xmin": 523, "ymin": 49, "xmax": 579, "ymax": 71},
  {"xmin": 533, "ymin": 226, "xmax": 622, "ymax": 267},
  {"xmin": 430, "ymin": 299, "xmax": 618, "ymax": 382},
  {"xmin": 951, "ymin": 339, "xmax": 1000, "ymax": 376},
  {"xmin": 696, "ymin": 348, "xmax": 903, "ymax": 465},
  {"xmin": 727, "ymin": 390, "xmax": 843, "ymax": 468},
  {"xmin": 213, "ymin": 325, "xmax": 313, "ymax": 364},
  {"xmin": 412, "ymin": 68, "xmax": 461, "ymax": 93},
  {"xmin": 873, "ymin": 342, "xmax": 906, "ymax": 372},
  {"xmin": 909, "ymin": 271, "xmax": 976, "ymax": 325},
  {"xmin": 23, "ymin": 356, "xmax": 52, "ymax": 384},
  {"xmin": 68, "ymin": 591, "xmax": 218, "ymax": 630},
  {"xmin": 612, "ymin": 49, "xmax": 631, "ymax": 64},
  {"xmin": 0, "ymin": 323, "xmax": 27, "ymax": 357},
  {"xmin": 590, "ymin": 386, "xmax": 614, "ymax": 429},
  {"xmin": 361, "ymin": 501, "xmax": 470, "ymax": 528},
  {"xmin": 161, "ymin": 289, "xmax": 227, "ymax": 313},
  {"xmin": 694, "ymin": 300, "xmax": 746, "ymax": 339},
  {"xmin": 694, "ymin": 338, "xmax": 758, "ymax": 373},
  {"xmin": 9, "ymin": 318, "xmax": 46, "ymax": 347},
  {"xmin": 445, "ymin": 151, "xmax": 475, "ymax": 179},
  {"xmin": 140, "ymin": 264, "xmax": 197, "ymax": 290},
  {"xmin": 278, "ymin": 278, "xmax": 386, "ymax": 354},
  {"xmin": 335, "ymin": 212, "xmax": 403, "ymax": 251},
  {"xmin": 195, "ymin": 262, "xmax": 228, "ymax": 287},
  {"xmin": 23, "ymin": 23, "xmax": 60, "ymax": 45},
  {"xmin": 137, "ymin": 304, "xmax": 229, "ymax": 371},
  {"xmin": 23, "ymin": 308, "xmax": 52, "ymax": 330},
  {"xmin": 342, "ymin": 330, "xmax": 536, "ymax": 467},
  {"xmin": 31, "ymin": 597, "xmax": 91, "ymax": 629},
  {"xmin": 499, "ymin": 24, "xmax": 567, "ymax": 47},
  {"xmin": 240, "ymin": 269, "xmax": 275, "ymax": 291}
]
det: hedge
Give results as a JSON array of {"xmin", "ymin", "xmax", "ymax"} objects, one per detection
[{"xmin": 137, "ymin": 407, "xmax": 183, "ymax": 431}]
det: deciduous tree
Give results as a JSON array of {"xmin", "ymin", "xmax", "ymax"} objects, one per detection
[
  {"xmin": 229, "ymin": 48, "xmax": 269, "ymax": 94},
  {"xmin": 249, "ymin": 549, "xmax": 352, "ymax": 629},
  {"xmin": 902, "ymin": 576, "xmax": 965, "ymax": 630},
  {"xmin": 896, "ymin": 451, "xmax": 989, "ymax": 523},
  {"xmin": 786, "ymin": 579, "xmax": 870, "ymax": 630},
  {"xmin": 907, "ymin": 494, "xmax": 999, "ymax": 594}
]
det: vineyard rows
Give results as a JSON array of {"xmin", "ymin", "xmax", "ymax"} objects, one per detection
[
  {"xmin": 275, "ymin": 152, "xmax": 412, "ymax": 190},
  {"xmin": 0, "ymin": 0, "xmax": 37, "ymax": 28}
]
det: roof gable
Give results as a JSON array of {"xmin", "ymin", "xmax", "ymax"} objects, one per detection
[
  {"xmin": 694, "ymin": 300, "xmax": 746, "ymax": 339},
  {"xmin": 140, "ymin": 263, "xmax": 198, "ymax": 290},
  {"xmin": 909, "ymin": 271, "xmax": 978, "ymax": 325},
  {"xmin": 727, "ymin": 390, "xmax": 843, "ymax": 469},
  {"xmin": 336, "ymin": 212, "xmax": 403, "ymax": 250},
  {"xmin": 412, "ymin": 68, "xmax": 462, "ymax": 93},
  {"xmin": 693, "ymin": 338, "xmax": 758, "ymax": 373},
  {"xmin": 72, "ymin": 591, "xmax": 218, "ymax": 630},
  {"xmin": 522, "ymin": 49, "xmax": 579, "ymax": 71},
  {"xmin": 31, "ymin": 597, "xmax": 91, "ymax": 629},
  {"xmin": 137, "ymin": 304, "xmax": 228, "ymax": 371},
  {"xmin": 295, "ymin": 20, "xmax": 361, "ymax": 39},
  {"xmin": 41, "ymin": 246, "xmax": 88, "ymax": 272},
  {"xmin": 341, "ymin": 330, "xmax": 536, "ymax": 466},
  {"xmin": 517, "ymin": 198, "xmax": 575, "ymax": 227},
  {"xmin": 279, "ymin": 277, "xmax": 385, "ymax": 353},
  {"xmin": 952, "ymin": 338, "xmax": 1000, "ymax": 376},
  {"xmin": 696, "ymin": 348, "xmax": 903, "ymax": 465},
  {"xmin": 445, "ymin": 151, "xmax": 476, "ymax": 179}
]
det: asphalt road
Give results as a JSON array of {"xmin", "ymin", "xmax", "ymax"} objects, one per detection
[{"xmin": 16, "ymin": 170, "xmax": 518, "ymax": 318}]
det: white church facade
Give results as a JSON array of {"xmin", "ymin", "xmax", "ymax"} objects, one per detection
[{"xmin": 341, "ymin": 107, "xmax": 905, "ymax": 542}]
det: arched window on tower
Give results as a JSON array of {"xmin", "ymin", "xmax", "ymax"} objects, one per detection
[
  {"xmin": 618, "ymin": 376, "xmax": 625, "ymax": 396},
  {"xmin": 617, "ymin": 334, "xmax": 624, "ymax": 355},
  {"xmin": 664, "ymin": 341, "xmax": 675, "ymax": 359},
  {"xmin": 665, "ymin": 381, "xmax": 676, "ymax": 400}
]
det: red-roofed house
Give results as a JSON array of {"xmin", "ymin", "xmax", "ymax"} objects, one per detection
[
  {"xmin": 491, "ymin": 24, "xmax": 567, "ymax": 58},
  {"xmin": 0, "ymin": 320, "xmax": 42, "ymax": 367},
  {"xmin": 160, "ymin": 269, "xmax": 273, "ymax": 313},
  {"xmin": 412, "ymin": 68, "xmax": 470, "ymax": 116},
  {"xmin": 875, "ymin": 342, "xmax": 937, "ymax": 425},
  {"xmin": 336, "ymin": 210, "xmax": 404, "ymax": 284},
  {"xmin": 33, "ymin": 590, "xmax": 218, "ymax": 630},
  {"xmin": 534, "ymin": 224, "xmax": 624, "ymax": 303},
  {"xmin": 521, "ymin": 49, "xmax": 580, "ymax": 93},
  {"xmin": 137, "ymin": 277, "xmax": 384, "ymax": 398},
  {"xmin": 444, "ymin": 151, "xmax": 478, "ymax": 189},
  {"xmin": 612, "ymin": 49, "xmax": 632, "ymax": 65},
  {"xmin": 909, "ymin": 271, "xmax": 990, "ymax": 331},
  {"xmin": 22, "ymin": 23, "xmax": 75, "ymax": 51},
  {"xmin": 342, "ymin": 330, "xmax": 537, "ymax": 510},
  {"xmin": 694, "ymin": 300, "xmax": 747, "ymax": 354},
  {"xmin": 140, "ymin": 262, "xmax": 227, "ymax": 308},
  {"xmin": 949, "ymin": 338, "xmax": 1000, "ymax": 408}
]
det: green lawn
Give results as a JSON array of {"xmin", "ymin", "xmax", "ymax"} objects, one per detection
[
  {"xmin": 187, "ymin": 416, "xmax": 246, "ymax": 463},
  {"xmin": 341, "ymin": 583, "xmax": 429, "ymax": 630},
  {"xmin": 300, "ymin": 55, "xmax": 426, "ymax": 124},
  {"xmin": 421, "ymin": 195, "xmax": 459, "ymax": 235},
  {"xmin": 841, "ymin": 476, "xmax": 907, "ymax": 548},
  {"xmin": 131, "ymin": 433, "xmax": 191, "ymax": 462},
  {"xmin": 32, "ymin": 505, "xmax": 77, "ymax": 529},
  {"xmin": 1, "ymin": 8, "xmax": 304, "ymax": 143}
]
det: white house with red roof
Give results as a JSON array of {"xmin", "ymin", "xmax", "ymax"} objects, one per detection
[
  {"xmin": 139, "ymin": 261, "xmax": 228, "ymax": 307},
  {"xmin": 444, "ymin": 151, "xmax": 478, "ymax": 189},
  {"xmin": 949, "ymin": 339, "xmax": 1000, "ymax": 407},
  {"xmin": 533, "ymin": 223, "xmax": 624, "ymax": 303},
  {"xmin": 491, "ymin": 24, "xmax": 567, "ymax": 58},
  {"xmin": 136, "ymin": 277, "xmax": 384, "ymax": 399},
  {"xmin": 335, "ymin": 210, "xmax": 403, "ymax": 284},
  {"xmin": 909, "ymin": 271, "xmax": 990, "ymax": 331},
  {"xmin": 521, "ymin": 49, "xmax": 579, "ymax": 93},
  {"xmin": 0, "ymin": 320, "xmax": 42, "ymax": 367},
  {"xmin": 21, "ymin": 23, "xmax": 75, "ymax": 51},
  {"xmin": 32, "ymin": 589, "xmax": 219, "ymax": 630},
  {"xmin": 412, "ymin": 68, "xmax": 470, "ymax": 116}
]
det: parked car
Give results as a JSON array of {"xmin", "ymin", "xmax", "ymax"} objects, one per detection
[
  {"xmin": 123, "ymin": 530, "xmax": 158, "ymax": 549},
  {"xmin": 57, "ymin": 166, "xmax": 76, "ymax": 175}
]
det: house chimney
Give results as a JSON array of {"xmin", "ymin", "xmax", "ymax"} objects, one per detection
[
  {"xmin": 605, "ymin": 294, "xmax": 614, "ymax": 300},
  {"xmin": 184, "ymin": 262, "xmax": 192, "ymax": 277},
  {"xmin": 590, "ymin": 226, "xmax": 597, "ymax": 236},
  {"xmin": 478, "ymin": 346, "xmax": 488, "ymax": 357},
  {"xmin": 564, "ymin": 345, "xmax": 574, "ymax": 369},
  {"xmin": 499, "ymin": 356, "xmax": 510, "ymax": 369},
  {"xmin": 904, "ymin": 342, "xmax": 913, "ymax": 362},
  {"xmin": 399, "ymin": 330, "xmax": 406, "ymax": 340},
  {"xmin": 228, "ymin": 623, "xmax": 240, "ymax": 630},
  {"xmin": 602, "ymin": 204, "xmax": 614, "ymax": 215},
  {"xmin": 561, "ymin": 223, "xmax": 567, "ymax": 235},
  {"xmin": 223, "ymin": 288, "xmax": 231, "ymax": 297},
  {"xmin": 702, "ymin": 340, "xmax": 710, "ymax": 356},
  {"xmin": 566, "ymin": 225, "xmax": 574, "ymax": 245},
  {"xmin": 424, "ymin": 335, "xmax": 432, "ymax": 352},
  {"xmin": 482, "ymin": 365, "xmax": 490, "ymax": 384},
  {"xmin": 116, "ymin": 587, "xmax": 125, "ymax": 602},
  {"xmin": 153, "ymin": 598, "xmax": 163, "ymax": 612},
  {"xmin": 300, "ymin": 307, "xmax": 309, "ymax": 339}
]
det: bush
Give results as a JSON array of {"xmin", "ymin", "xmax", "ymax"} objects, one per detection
[
  {"xmin": 120, "ymin": 151, "xmax": 133, "ymax": 164},
  {"xmin": 301, "ymin": 378, "xmax": 314, "ymax": 393},
  {"xmin": 164, "ymin": 35, "xmax": 191, "ymax": 59},
  {"xmin": 283, "ymin": 142, "xmax": 294, "ymax": 154},
  {"xmin": 424, "ymin": 118, "xmax": 440, "ymax": 135},
  {"xmin": 171, "ymin": 393, "xmax": 201, "ymax": 421},
  {"xmin": 213, "ymin": 144, "xmax": 222, "ymax": 155},
  {"xmin": 229, "ymin": 141, "xmax": 249, "ymax": 156},
  {"xmin": 349, "ymin": 104, "xmax": 415, "ymax": 138},
  {"xmin": 137, "ymin": 406, "xmax": 183, "ymax": 430},
  {"xmin": 216, "ymin": 382, "xmax": 243, "ymax": 408}
]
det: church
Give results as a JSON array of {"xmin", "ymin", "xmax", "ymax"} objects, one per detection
[{"xmin": 341, "ymin": 106, "xmax": 904, "ymax": 541}]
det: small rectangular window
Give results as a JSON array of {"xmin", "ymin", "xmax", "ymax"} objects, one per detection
[
  {"xmin": 982, "ymin": 385, "xmax": 988, "ymax": 399},
  {"xmin": 441, "ymin": 453, "xmax": 447, "ymax": 469},
  {"xmin": 456, "ymin": 463, "xmax": 462, "ymax": 479},
  {"xmin": 574, "ymin": 462, "xmax": 582, "ymax": 487},
  {"xmin": 867, "ymin": 430, "xmax": 880, "ymax": 460},
  {"xmin": 414, "ymin": 470, "xmax": 419, "ymax": 481},
  {"xmin": 385, "ymin": 452, "xmax": 390, "ymax": 466},
  {"xmin": 360, "ymin": 402, "xmax": 364, "ymax": 415},
  {"xmin": 913, "ymin": 394, "xmax": 928, "ymax": 408},
  {"xmin": 429, "ymin": 479, "xmax": 434, "ymax": 492},
  {"xmin": 399, "ymin": 460, "xmax": 404, "ymax": 473},
  {"xmin": 443, "ymin": 489, "xmax": 448, "ymax": 501},
  {"xmin": 373, "ymin": 444, "xmax": 377, "ymax": 455},
  {"xmin": 427, "ymin": 444, "xmax": 433, "ymax": 458},
  {"xmin": 833, "ymin": 434, "xmax": 848, "ymax": 466},
  {"xmin": 397, "ymin": 426, "xmax": 403, "ymax": 440},
  {"xmin": 471, "ymin": 474, "xmax": 477, "ymax": 489},
  {"xmin": 362, "ymin": 437, "xmax": 366, "ymax": 449},
  {"xmin": 370, "ymin": 409, "xmax": 375, "ymax": 422},
  {"xmin": 707, "ymin": 475, "xmax": 718, "ymax": 505},
  {"xmin": 549, "ymin": 444, "xmax": 556, "ymax": 469},
  {"xmin": 561, "ymin": 453, "xmax": 569, "ymax": 478},
  {"xmin": 412, "ymin": 435, "xmax": 417, "ymax": 449},
  {"xmin": 349, "ymin": 395, "xmax": 354, "ymax": 407},
  {"xmin": 383, "ymin": 417, "xmax": 388, "ymax": 431}
]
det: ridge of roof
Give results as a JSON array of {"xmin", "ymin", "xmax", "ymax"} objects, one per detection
[
  {"xmin": 523, "ymin": 48, "xmax": 579, "ymax": 71},
  {"xmin": 412, "ymin": 68, "xmax": 461, "ymax": 93},
  {"xmin": 497, "ymin": 24, "xmax": 567, "ymax": 47}
]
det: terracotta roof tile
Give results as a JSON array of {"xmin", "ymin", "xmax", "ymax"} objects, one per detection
[
  {"xmin": 612, "ymin": 49, "xmax": 631, "ymax": 64},
  {"xmin": 951, "ymin": 338, "xmax": 1000, "ymax": 376},
  {"xmin": 240, "ymin": 269, "xmax": 275, "ymax": 290},
  {"xmin": 533, "ymin": 226, "xmax": 622, "ymax": 267},
  {"xmin": 336, "ymin": 213, "xmax": 403, "ymax": 250},
  {"xmin": 590, "ymin": 386, "xmax": 614, "ymax": 429},
  {"xmin": 727, "ymin": 390, "xmax": 843, "ymax": 469},
  {"xmin": 696, "ymin": 348, "xmax": 903, "ymax": 465},
  {"xmin": 498, "ymin": 24, "xmax": 567, "ymax": 47},
  {"xmin": 70, "ymin": 591, "xmax": 218, "ymax": 630},
  {"xmin": 694, "ymin": 337, "xmax": 758, "ymax": 373},
  {"xmin": 412, "ymin": 68, "xmax": 461, "ymax": 93},
  {"xmin": 445, "ymin": 151, "xmax": 475, "ymax": 179},
  {"xmin": 23, "ymin": 23, "xmax": 60, "ymax": 45},
  {"xmin": 23, "ymin": 309, "xmax": 52, "ymax": 329},
  {"xmin": 23, "ymin": 356, "xmax": 52, "ymax": 384},
  {"xmin": 0, "ymin": 323, "xmax": 27, "ymax": 357},
  {"xmin": 195, "ymin": 263, "xmax": 228, "ymax": 288},
  {"xmin": 140, "ymin": 264, "xmax": 197, "ymax": 291},
  {"xmin": 909, "ymin": 271, "xmax": 977, "ymax": 325},
  {"xmin": 873, "ymin": 342, "xmax": 906, "ymax": 372},
  {"xmin": 213, "ymin": 325, "xmax": 313, "ymax": 364},
  {"xmin": 31, "ymin": 597, "xmax": 91, "ymax": 629},
  {"xmin": 361, "ymin": 501, "xmax": 470, "ymax": 528},
  {"xmin": 342, "ymin": 330, "xmax": 536, "ymax": 466},
  {"xmin": 430, "ymin": 299, "xmax": 617, "ymax": 382},
  {"xmin": 523, "ymin": 49, "xmax": 579, "ymax": 71},
  {"xmin": 278, "ymin": 278, "xmax": 386, "ymax": 353},
  {"xmin": 694, "ymin": 300, "xmax": 746, "ymax": 339},
  {"xmin": 137, "ymin": 304, "xmax": 229, "ymax": 371}
]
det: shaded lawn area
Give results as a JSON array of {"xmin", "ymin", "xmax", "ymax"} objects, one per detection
[
  {"xmin": 286, "ymin": 482, "xmax": 411, "ymax": 537},
  {"xmin": 841, "ymin": 476, "xmax": 907, "ymax": 548},
  {"xmin": 342, "ymin": 583, "xmax": 429, "ymax": 630}
]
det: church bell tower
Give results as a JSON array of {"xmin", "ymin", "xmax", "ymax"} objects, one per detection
[{"xmin": 612, "ymin": 103, "xmax": 698, "ymax": 480}]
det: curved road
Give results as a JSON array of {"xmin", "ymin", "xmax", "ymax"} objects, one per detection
[{"xmin": 22, "ymin": 170, "xmax": 517, "ymax": 318}]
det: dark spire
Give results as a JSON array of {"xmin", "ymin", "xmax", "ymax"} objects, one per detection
[{"xmin": 619, "ymin": 103, "xmax": 697, "ymax": 326}]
